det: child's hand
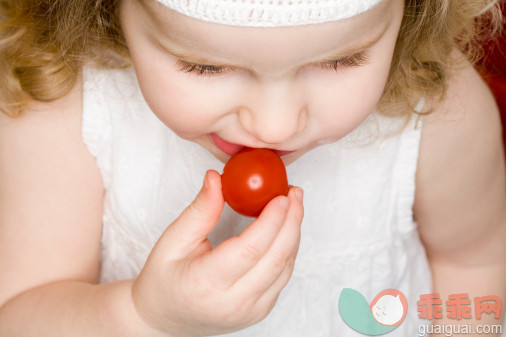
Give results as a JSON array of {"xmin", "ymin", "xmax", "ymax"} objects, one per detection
[{"xmin": 131, "ymin": 170, "xmax": 304, "ymax": 336}]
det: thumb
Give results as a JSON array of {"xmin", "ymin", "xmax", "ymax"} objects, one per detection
[{"xmin": 158, "ymin": 170, "xmax": 225, "ymax": 260}]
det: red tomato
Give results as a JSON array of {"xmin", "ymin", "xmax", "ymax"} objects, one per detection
[{"xmin": 221, "ymin": 148, "xmax": 289, "ymax": 217}]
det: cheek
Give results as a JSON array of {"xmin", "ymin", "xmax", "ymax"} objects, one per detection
[
  {"xmin": 311, "ymin": 66, "xmax": 389, "ymax": 137},
  {"xmin": 312, "ymin": 36, "xmax": 398, "ymax": 136},
  {"xmin": 134, "ymin": 62, "xmax": 226, "ymax": 139}
]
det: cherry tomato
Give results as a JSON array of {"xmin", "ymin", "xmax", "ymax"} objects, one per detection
[{"xmin": 221, "ymin": 148, "xmax": 289, "ymax": 217}]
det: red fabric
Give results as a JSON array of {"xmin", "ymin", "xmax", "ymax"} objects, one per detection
[
  {"xmin": 483, "ymin": 74, "xmax": 506, "ymax": 149},
  {"xmin": 478, "ymin": 4, "xmax": 506, "ymax": 149}
]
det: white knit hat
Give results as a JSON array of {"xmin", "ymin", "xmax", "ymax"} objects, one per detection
[{"xmin": 154, "ymin": 0, "xmax": 384, "ymax": 27}]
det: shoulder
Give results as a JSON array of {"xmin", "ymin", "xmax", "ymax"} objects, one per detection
[
  {"xmin": 413, "ymin": 50, "xmax": 505, "ymax": 257},
  {"xmin": 0, "ymin": 76, "xmax": 91, "ymax": 170},
  {"xmin": 0, "ymin": 73, "xmax": 83, "ymax": 129},
  {"xmin": 419, "ymin": 51, "xmax": 501, "ymax": 152}
]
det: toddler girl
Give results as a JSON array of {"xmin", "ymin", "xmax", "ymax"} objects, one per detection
[{"xmin": 0, "ymin": 0, "xmax": 504, "ymax": 336}]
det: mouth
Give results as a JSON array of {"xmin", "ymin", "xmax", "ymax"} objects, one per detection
[{"xmin": 210, "ymin": 133, "xmax": 296, "ymax": 157}]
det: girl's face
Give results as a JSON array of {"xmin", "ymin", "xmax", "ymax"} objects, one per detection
[{"xmin": 120, "ymin": 0, "xmax": 404, "ymax": 164}]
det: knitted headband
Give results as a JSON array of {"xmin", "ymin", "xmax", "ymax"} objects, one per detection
[{"xmin": 153, "ymin": 0, "xmax": 384, "ymax": 27}]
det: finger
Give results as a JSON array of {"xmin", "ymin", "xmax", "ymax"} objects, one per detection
[
  {"xmin": 201, "ymin": 193, "xmax": 291, "ymax": 288},
  {"xmin": 156, "ymin": 170, "xmax": 225, "ymax": 260},
  {"xmin": 253, "ymin": 244, "xmax": 299, "ymax": 315},
  {"xmin": 233, "ymin": 187, "xmax": 303, "ymax": 297}
]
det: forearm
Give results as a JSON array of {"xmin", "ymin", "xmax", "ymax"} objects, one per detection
[
  {"xmin": 429, "ymin": 260, "xmax": 505, "ymax": 337},
  {"xmin": 0, "ymin": 280, "xmax": 166, "ymax": 337}
]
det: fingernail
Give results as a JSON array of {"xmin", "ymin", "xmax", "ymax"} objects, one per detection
[
  {"xmin": 279, "ymin": 197, "xmax": 289, "ymax": 210},
  {"xmin": 295, "ymin": 188, "xmax": 304, "ymax": 203}
]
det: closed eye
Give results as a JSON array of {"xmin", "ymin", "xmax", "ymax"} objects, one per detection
[
  {"xmin": 176, "ymin": 50, "xmax": 369, "ymax": 76},
  {"xmin": 313, "ymin": 50, "xmax": 369, "ymax": 71},
  {"xmin": 176, "ymin": 60, "xmax": 229, "ymax": 75}
]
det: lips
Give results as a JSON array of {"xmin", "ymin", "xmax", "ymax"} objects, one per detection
[
  {"xmin": 210, "ymin": 134, "xmax": 245, "ymax": 156},
  {"xmin": 210, "ymin": 133, "xmax": 295, "ymax": 157}
]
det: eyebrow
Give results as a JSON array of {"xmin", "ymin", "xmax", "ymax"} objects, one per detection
[
  {"xmin": 149, "ymin": 35, "xmax": 237, "ymax": 67},
  {"xmin": 149, "ymin": 23, "xmax": 388, "ymax": 67},
  {"xmin": 317, "ymin": 29, "xmax": 386, "ymax": 63}
]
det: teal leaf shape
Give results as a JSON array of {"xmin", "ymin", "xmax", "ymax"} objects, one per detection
[{"xmin": 339, "ymin": 288, "xmax": 397, "ymax": 336}]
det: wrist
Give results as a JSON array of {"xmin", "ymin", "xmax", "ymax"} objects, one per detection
[{"xmin": 103, "ymin": 280, "xmax": 169, "ymax": 337}]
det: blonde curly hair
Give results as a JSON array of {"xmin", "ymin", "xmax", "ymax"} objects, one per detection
[{"xmin": 0, "ymin": 0, "xmax": 503, "ymax": 117}]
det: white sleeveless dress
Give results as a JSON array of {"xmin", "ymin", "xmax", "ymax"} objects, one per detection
[{"xmin": 82, "ymin": 66, "xmax": 433, "ymax": 336}]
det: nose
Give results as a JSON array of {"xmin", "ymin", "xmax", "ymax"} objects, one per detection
[{"xmin": 238, "ymin": 80, "xmax": 307, "ymax": 145}]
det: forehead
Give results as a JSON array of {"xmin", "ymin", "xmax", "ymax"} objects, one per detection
[{"xmin": 133, "ymin": 0, "xmax": 400, "ymax": 70}]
